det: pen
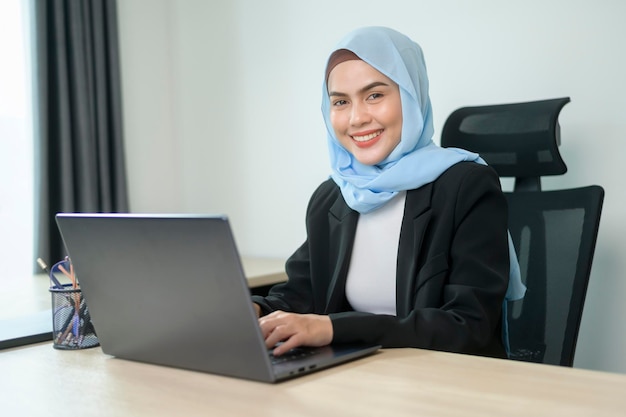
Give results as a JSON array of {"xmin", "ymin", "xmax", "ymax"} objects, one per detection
[{"xmin": 58, "ymin": 263, "xmax": 78, "ymax": 288}]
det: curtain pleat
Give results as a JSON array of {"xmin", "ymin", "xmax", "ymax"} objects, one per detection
[{"xmin": 34, "ymin": 0, "xmax": 129, "ymax": 268}]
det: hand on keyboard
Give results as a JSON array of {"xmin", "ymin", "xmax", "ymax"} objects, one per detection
[{"xmin": 258, "ymin": 311, "xmax": 333, "ymax": 356}]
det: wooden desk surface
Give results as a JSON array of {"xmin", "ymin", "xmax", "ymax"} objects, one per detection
[
  {"xmin": 2, "ymin": 343, "xmax": 625, "ymax": 416},
  {"xmin": 241, "ymin": 256, "xmax": 286, "ymax": 288}
]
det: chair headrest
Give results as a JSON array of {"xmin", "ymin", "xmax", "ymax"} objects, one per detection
[{"xmin": 441, "ymin": 97, "xmax": 570, "ymax": 179}]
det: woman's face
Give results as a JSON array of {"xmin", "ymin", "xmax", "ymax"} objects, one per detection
[{"xmin": 327, "ymin": 59, "xmax": 403, "ymax": 166}]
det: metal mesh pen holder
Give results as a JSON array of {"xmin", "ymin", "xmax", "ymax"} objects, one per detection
[{"xmin": 49, "ymin": 284, "xmax": 99, "ymax": 350}]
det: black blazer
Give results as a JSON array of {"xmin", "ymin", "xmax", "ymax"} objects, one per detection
[{"xmin": 253, "ymin": 162, "xmax": 510, "ymax": 358}]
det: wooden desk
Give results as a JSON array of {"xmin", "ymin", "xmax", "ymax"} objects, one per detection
[
  {"xmin": 241, "ymin": 257, "xmax": 287, "ymax": 288},
  {"xmin": 2, "ymin": 344, "xmax": 625, "ymax": 416}
]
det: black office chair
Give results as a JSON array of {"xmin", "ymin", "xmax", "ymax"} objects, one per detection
[{"xmin": 441, "ymin": 97, "xmax": 604, "ymax": 367}]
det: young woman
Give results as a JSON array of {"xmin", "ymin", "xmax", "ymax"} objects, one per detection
[{"xmin": 252, "ymin": 27, "xmax": 525, "ymax": 358}]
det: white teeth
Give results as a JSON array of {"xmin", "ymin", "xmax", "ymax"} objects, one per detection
[{"xmin": 352, "ymin": 130, "xmax": 382, "ymax": 142}]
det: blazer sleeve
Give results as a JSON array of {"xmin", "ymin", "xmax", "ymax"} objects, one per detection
[{"xmin": 330, "ymin": 164, "xmax": 509, "ymax": 358}]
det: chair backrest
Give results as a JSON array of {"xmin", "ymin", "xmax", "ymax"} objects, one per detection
[{"xmin": 441, "ymin": 97, "xmax": 604, "ymax": 366}]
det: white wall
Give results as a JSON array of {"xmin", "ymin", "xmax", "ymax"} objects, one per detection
[{"xmin": 118, "ymin": 0, "xmax": 626, "ymax": 374}]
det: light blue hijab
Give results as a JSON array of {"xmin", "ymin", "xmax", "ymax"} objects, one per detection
[
  {"xmin": 322, "ymin": 26, "xmax": 480, "ymax": 214},
  {"xmin": 321, "ymin": 27, "xmax": 525, "ymax": 347}
]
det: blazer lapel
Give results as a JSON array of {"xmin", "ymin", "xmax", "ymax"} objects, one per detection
[
  {"xmin": 396, "ymin": 185, "xmax": 433, "ymax": 317},
  {"xmin": 324, "ymin": 196, "xmax": 358, "ymax": 313}
]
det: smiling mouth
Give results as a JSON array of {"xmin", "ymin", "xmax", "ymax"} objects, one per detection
[{"xmin": 351, "ymin": 130, "xmax": 383, "ymax": 142}]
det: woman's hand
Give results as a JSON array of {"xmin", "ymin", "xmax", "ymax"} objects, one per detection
[{"xmin": 258, "ymin": 311, "xmax": 333, "ymax": 356}]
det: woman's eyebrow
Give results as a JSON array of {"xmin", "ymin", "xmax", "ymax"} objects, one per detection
[{"xmin": 329, "ymin": 81, "xmax": 390, "ymax": 97}]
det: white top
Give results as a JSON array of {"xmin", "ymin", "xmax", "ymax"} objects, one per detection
[{"xmin": 345, "ymin": 191, "xmax": 406, "ymax": 316}]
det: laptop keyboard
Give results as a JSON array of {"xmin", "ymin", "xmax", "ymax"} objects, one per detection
[{"xmin": 269, "ymin": 347, "xmax": 321, "ymax": 365}]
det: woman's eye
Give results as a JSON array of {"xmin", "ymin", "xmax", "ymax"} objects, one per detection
[
  {"xmin": 367, "ymin": 93, "xmax": 383, "ymax": 101},
  {"xmin": 333, "ymin": 99, "xmax": 347, "ymax": 106}
]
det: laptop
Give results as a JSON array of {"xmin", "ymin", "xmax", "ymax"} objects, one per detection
[{"xmin": 55, "ymin": 213, "xmax": 380, "ymax": 382}]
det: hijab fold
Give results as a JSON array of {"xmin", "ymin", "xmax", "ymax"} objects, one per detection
[{"xmin": 321, "ymin": 27, "xmax": 525, "ymax": 305}]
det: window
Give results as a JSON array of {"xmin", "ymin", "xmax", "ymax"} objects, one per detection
[{"xmin": 0, "ymin": 0, "xmax": 35, "ymax": 284}]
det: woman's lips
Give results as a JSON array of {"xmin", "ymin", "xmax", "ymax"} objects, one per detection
[{"xmin": 351, "ymin": 129, "xmax": 383, "ymax": 148}]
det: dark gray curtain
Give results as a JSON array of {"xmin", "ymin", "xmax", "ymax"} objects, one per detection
[{"xmin": 34, "ymin": 0, "xmax": 129, "ymax": 267}]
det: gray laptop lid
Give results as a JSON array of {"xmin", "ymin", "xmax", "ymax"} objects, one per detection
[{"xmin": 55, "ymin": 214, "xmax": 379, "ymax": 383}]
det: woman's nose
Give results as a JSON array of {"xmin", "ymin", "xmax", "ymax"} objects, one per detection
[{"xmin": 350, "ymin": 102, "xmax": 370, "ymax": 126}]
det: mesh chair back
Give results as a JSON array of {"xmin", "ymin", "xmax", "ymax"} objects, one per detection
[
  {"xmin": 506, "ymin": 187, "xmax": 603, "ymax": 366},
  {"xmin": 441, "ymin": 97, "xmax": 604, "ymax": 366}
]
